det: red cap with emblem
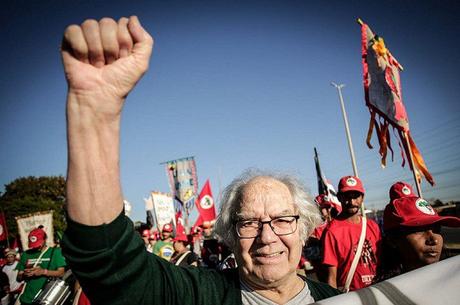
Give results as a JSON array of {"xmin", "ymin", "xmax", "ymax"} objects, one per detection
[
  {"xmin": 162, "ymin": 223, "xmax": 173, "ymax": 233},
  {"xmin": 383, "ymin": 196, "xmax": 460, "ymax": 231},
  {"xmin": 28, "ymin": 228, "xmax": 47, "ymax": 249},
  {"xmin": 338, "ymin": 176, "xmax": 365, "ymax": 194},
  {"xmin": 389, "ymin": 181, "xmax": 416, "ymax": 201}
]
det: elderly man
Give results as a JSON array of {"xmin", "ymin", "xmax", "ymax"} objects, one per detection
[{"xmin": 61, "ymin": 16, "xmax": 339, "ymax": 305}]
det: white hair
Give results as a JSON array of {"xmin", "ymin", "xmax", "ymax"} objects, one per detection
[{"xmin": 214, "ymin": 169, "xmax": 322, "ymax": 250}]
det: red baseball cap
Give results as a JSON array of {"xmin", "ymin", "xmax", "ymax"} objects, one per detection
[
  {"xmin": 383, "ymin": 197, "xmax": 460, "ymax": 231},
  {"xmin": 162, "ymin": 223, "xmax": 173, "ymax": 233},
  {"xmin": 338, "ymin": 176, "xmax": 365, "ymax": 194},
  {"xmin": 389, "ymin": 181, "xmax": 416, "ymax": 201},
  {"xmin": 28, "ymin": 228, "xmax": 46, "ymax": 249}
]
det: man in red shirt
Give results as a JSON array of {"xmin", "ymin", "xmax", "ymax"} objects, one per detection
[{"xmin": 321, "ymin": 176, "xmax": 381, "ymax": 291}]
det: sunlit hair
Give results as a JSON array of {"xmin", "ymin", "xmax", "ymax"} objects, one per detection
[{"xmin": 214, "ymin": 169, "xmax": 323, "ymax": 250}]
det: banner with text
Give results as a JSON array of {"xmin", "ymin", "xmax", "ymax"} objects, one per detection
[{"xmin": 151, "ymin": 192, "xmax": 176, "ymax": 232}]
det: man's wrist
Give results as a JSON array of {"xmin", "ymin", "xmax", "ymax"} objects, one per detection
[
  {"xmin": 43, "ymin": 269, "xmax": 48, "ymax": 276},
  {"xmin": 66, "ymin": 92, "xmax": 124, "ymax": 128}
]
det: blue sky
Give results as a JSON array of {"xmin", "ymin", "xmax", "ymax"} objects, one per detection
[{"xmin": 1, "ymin": 0, "xmax": 459, "ymax": 223}]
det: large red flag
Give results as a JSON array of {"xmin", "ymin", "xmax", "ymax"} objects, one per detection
[
  {"xmin": 0, "ymin": 212, "xmax": 8, "ymax": 241},
  {"xmin": 360, "ymin": 20, "xmax": 434, "ymax": 185},
  {"xmin": 195, "ymin": 180, "xmax": 216, "ymax": 223}
]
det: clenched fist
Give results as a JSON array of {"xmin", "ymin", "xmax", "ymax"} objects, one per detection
[{"xmin": 62, "ymin": 16, "xmax": 153, "ymax": 120}]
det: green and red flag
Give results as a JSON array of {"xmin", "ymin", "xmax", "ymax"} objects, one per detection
[{"xmin": 360, "ymin": 20, "xmax": 434, "ymax": 185}]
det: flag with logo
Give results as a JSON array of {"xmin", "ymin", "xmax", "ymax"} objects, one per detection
[
  {"xmin": 360, "ymin": 20, "xmax": 434, "ymax": 185},
  {"xmin": 314, "ymin": 148, "xmax": 342, "ymax": 213},
  {"xmin": 165, "ymin": 157, "xmax": 199, "ymax": 208},
  {"xmin": 196, "ymin": 180, "xmax": 217, "ymax": 223},
  {"xmin": 0, "ymin": 211, "xmax": 8, "ymax": 241}
]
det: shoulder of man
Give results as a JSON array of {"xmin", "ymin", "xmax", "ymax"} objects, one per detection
[{"xmin": 303, "ymin": 277, "xmax": 341, "ymax": 301}]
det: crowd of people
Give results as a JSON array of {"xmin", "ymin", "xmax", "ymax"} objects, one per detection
[
  {"xmin": 2, "ymin": 174, "xmax": 458, "ymax": 305},
  {"xmin": 2, "ymin": 15, "xmax": 459, "ymax": 305}
]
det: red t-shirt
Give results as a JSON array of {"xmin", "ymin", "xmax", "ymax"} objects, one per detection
[
  {"xmin": 322, "ymin": 217, "xmax": 381, "ymax": 291},
  {"xmin": 311, "ymin": 222, "xmax": 329, "ymax": 240}
]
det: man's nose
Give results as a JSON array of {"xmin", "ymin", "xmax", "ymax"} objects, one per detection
[
  {"xmin": 257, "ymin": 222, "xmax": 277, "ymax": 244},
  {"xmin": 425, "ymin": 230, "xmax": 440, "ymax": 245}
]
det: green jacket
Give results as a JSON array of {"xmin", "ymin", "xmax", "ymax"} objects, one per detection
[{"xmin": 62, "ymin": 212, "xmax": 339, "ymax": 305}]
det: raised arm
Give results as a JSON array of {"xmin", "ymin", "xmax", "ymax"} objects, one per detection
[{"xmin": 62, "ymin": 16, "xmax": 153, "ymax": 225}]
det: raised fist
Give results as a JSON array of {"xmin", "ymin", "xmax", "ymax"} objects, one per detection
[{"xmin": 61, "ymin": 16, "xmax": 153, "ymax": 118}]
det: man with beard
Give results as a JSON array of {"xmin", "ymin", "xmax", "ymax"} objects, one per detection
[{"xmin": 321, "ymin": 176, "xmax": 381, "ymax": 291}]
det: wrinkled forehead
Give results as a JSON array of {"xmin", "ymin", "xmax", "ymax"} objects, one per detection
[{"xmin": 237, "ymin": 176, "xmax": 296, "ymax": 217}]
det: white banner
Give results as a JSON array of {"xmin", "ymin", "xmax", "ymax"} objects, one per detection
[
  {"xmin": 314, "ymin": 255, "xmax": 460, "ymax": 305},
  {"xmin": 15, "ymin": 211, "xmax": 54, "ymax": 250},
  {"xmin": 151, "ymin": 192, "xmax": 176, "ymax": 232}
]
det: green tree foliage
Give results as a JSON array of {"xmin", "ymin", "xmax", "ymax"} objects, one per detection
[{"xmin": 0, "ymin": 176, "xmax": 66, "ymax": 241}]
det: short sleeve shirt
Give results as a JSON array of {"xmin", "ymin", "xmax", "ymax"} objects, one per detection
[{"xmin": 322, "ymin": 218, "xmax": 381, "ymax": 291}]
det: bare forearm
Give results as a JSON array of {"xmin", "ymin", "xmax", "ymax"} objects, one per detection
[
  {"xmin": 41, "ymin": 267, "xmax": 65, "ymax": 278},
  {"xmin": 66, "ymin": 93, "xmax": 124, "ymax": 225},
  {"xmin": 326, "ymin": 266, "xmax": 337, "ymax": 288}
]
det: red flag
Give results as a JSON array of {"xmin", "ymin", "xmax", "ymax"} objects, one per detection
[
  {"xmin": 0, "ymin": 212, "xmax": 8, "ymax": 241},
  {"xmin": 195, "ymin": 180, "xmax": 216, "ymax": 223},
  {"xmin": 360, "ymin": 20, "xmax": 434, "ymax": 185},
  {"xmin": 193, "ymin": 215, "xmax": 203, "ymax": 228},
  {"xmin": 175, "ymin": 210, "xmax": 186, "ymax": 236}
]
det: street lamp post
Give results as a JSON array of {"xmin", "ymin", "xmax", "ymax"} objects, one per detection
[{"xmin": 331, "ymin": 82, "xmax": 359, "ymax": 177}]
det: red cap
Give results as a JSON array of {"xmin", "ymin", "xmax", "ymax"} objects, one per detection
[
  {"xmin": 389, "ymin": 181, "xmax": 416, "ymax": 201},
  {"xmin": 383, "ymin": 197, "xmax": 460, "ymax": 231},
  {"xmin": 162, "ymin": 223, "xmax": 173, "ymax": 233},
  {"xmin": 338, "ymin": 176, "xmax": 365, "ymax": 194},
  {"xmin": 28, "ymin": 228, "xmax": 46, "ymax": 249},
  {"xmin": 141, "ymin": 229, "xmax": 150, "ymax": 237}
]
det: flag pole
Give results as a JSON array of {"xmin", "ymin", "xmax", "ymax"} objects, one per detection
[
  {"xmin": 331, "ymin": 82, "xmax": 359, "ymax": 177},
  {"xmin": 403, "ymin": 132, "xmax": 423, "ymax": 198}
]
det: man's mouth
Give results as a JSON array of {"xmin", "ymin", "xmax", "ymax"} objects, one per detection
[
  {"xmin": 424, "ymin": 250, "xmax": 439, "ymax": 258},
  {"xmin": 253, "ymin": 251, "xmax": 285, "ymax": 259}
]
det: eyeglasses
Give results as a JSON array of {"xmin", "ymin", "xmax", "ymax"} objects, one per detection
[{"xmin": 234, "ymin": 215, "xmax": 300, "ymax": 238}]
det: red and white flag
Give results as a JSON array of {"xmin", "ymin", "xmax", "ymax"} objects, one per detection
[
  {"xmin": 0, "ymin": 212, "xmax": 8, "ymax": 241},
  {"xmin": 195, "ymin": 180, "xmax": 216, "ymax": 223},
  {"xmin": 360, "ymin": 20, "xmax": 434, "ymax": 185}
]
